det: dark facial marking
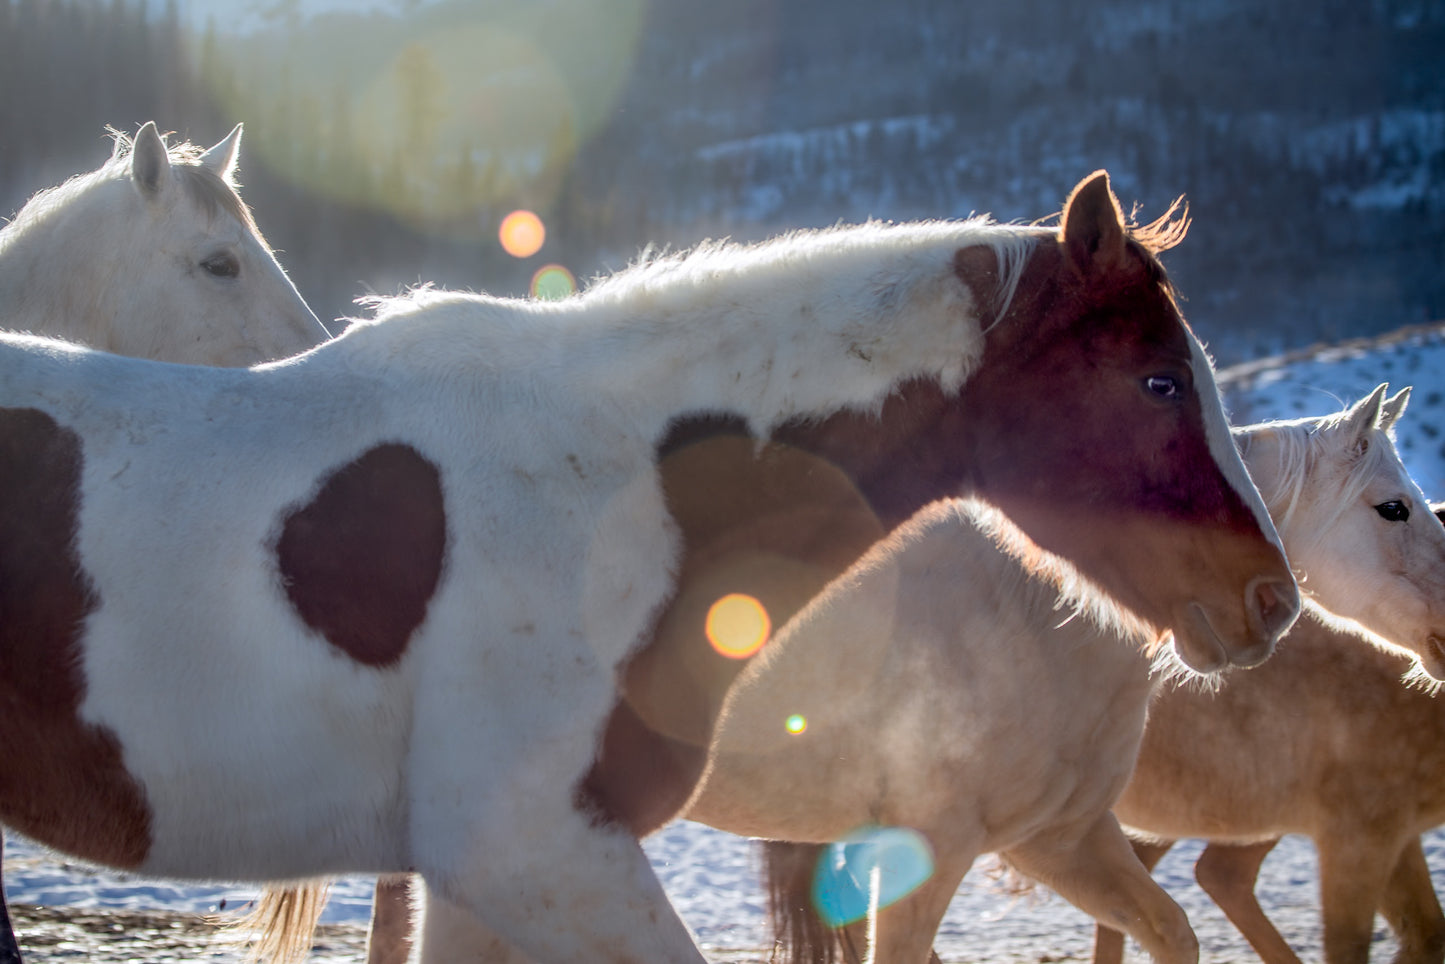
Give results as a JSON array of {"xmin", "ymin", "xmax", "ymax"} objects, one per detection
[
  {"xmin": 276, "ymin": 444, "xmax": 446, "ymax": 668},
  {"xmin": 0, "ymin": 408, "xmax": 152, "ymax": 867}
]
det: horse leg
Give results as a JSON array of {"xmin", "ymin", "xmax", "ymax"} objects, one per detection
[
  {"xmin": 1377, "ymin": 837, "xmax": 1445, "ymax": 964},
  {"xmin": 1006, "ymin": 813, "xmax": 1196, "ymax": 964},
  {"xmin": 368, "ymin": 875, "xmax": 417, "ymax": 964},
  {"xmin": 1092, "ymin": 837, "xmax": 1176, "ymax": 964},
  {"xmin": 415, "ymin": 823, "xmax": 703, "ymax": 964},
  {"xmin": 1317, "ymin": 828, "xmax": 1405, "ymax": 964},
  {"xmin": 409, "ymin": 883, "xmax": 536, "ymax": 964},
  {"xmin": 0, "ymin": 835, "xmax": 20, "ymax": 964},
  {"xmin": 1193, "ymin": 840, "xmax": 1301, "ymax": 964},
  {"xmin": 864, "ymin": 851, "xmax": 973, "ymax": 964}
]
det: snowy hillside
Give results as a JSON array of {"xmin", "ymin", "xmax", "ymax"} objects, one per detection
[{"xmin": 1219, "ymin": 321, "xmax": 1445, "ymax": 499}]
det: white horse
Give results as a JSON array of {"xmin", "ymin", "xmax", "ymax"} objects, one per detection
[
  {"xmin": 0, "ymin": 172, "xmax": 1298, "ymax": 963},
  {"xmin": 370, "ymin": 388, "xmax": 1430, "ymax": 964},
  {"xmin": 0, "ymin": 121, "xmax": 326, "ymax": 363}
]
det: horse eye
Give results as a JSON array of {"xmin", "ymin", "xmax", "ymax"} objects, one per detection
[
  {"xmin": 1375, "ymin": 501, "xmax": 1410, "ymax": 522},
  {"xmin": 1144, "ymin": 375, "xmax": 1181, "ymax": 400},
  {"xmin": 201, "ymin": 253, "xmax": 240, "ymax": 279}
]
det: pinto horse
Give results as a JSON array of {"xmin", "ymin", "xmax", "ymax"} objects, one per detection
[
  {"xmin": 0, "ymin": 172, "xmax": 1297, "ymax": 963},
  {"xmin": 0, "ymin": 120, "xmax": 328, "ymax": 964},
  {"xmin": 1094, "ymin": 398, "xmax": 1445, "ymax": 964},
  {"xmin": 0, "ymin": 121, "xmax": 326, "ymax": 363}
]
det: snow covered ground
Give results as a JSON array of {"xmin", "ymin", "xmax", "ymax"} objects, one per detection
[
  {"xmin": 6, "ymin": 824, "xmax": 1439, "ymax": 961},
  {"xmin": 1219, "ymin": 321, "xmax": 1445, "ymax": 499},
  {"xmin": 7, "ymin": 321, "xmax": 1445, "ymax": 961}
]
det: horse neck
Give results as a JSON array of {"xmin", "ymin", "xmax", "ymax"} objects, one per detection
[
  {"xmin": 0, "ymin": 175, "xmax": 131, "ymax": 345},
  {"xmin": 534, "ymin": 223, "xmax": 1035, "ymax": 424},
  {"xmin": 732, "ymin": 501, "xmax": 1151, "ymax": 723}
]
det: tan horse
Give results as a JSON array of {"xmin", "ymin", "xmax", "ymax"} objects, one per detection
[{"xmin": 1094, "ymin": 507, "xmax": 1445, "ymax": 964}]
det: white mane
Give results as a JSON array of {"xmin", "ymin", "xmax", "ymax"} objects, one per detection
[
  {"xmin": 349, "ymin": 218, "xmax": 1048, "ymax": 434},
  {"xmin": 1235, "ymin": 409, "xmax": 1401, "ymax": 563}
]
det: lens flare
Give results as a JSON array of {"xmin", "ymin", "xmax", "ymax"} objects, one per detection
[
  {"xmin": 811, "ymin": 826, "xmax": 935, "ymax": 928},
  {"xmin": 705, "ymin": 593, "xmax": 771, "ymax": 660},
  {"xmin": 785, "ymin": 714, "xmax": 807, "ymax": 734},
  {"xmin": 531, "ymin": 263, "xmax": 576, "ymax": 300},
  {"xmin": 500, "ymin": 209, "xmax": 546, "ymax": 258}
]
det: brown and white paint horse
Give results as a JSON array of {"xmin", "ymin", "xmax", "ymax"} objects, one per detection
[
  {"xmin": 0, "ymin": 172, "xmax": 1296, "ymax": 963},
  {"xmin": 0, "ymin": 120, "xmax": 328, "ymax": 964}
]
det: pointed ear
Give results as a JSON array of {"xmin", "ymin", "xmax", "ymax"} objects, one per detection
[
  {"xmin": 1380, "ymin": 385, "xmax": 1411, "ymax": 432},
  {"xmin": 1344, "ymin": 383, "xmax": 1391, "ymax": 438},
  {"xmin": 199, "ymin": 123, "xmax": 243, "ymax": 183},
  {"xmin": 131, "ymin": 121, "xmax": 171, "ymax": 199},
  {"xmin": 1061, "ymin": 170, "xmax": 1129, "ymax": 277}
]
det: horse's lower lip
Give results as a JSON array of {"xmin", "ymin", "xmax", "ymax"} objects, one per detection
[
  {"xmin": 1172, "ymin": 603, "xmax": 1229, "ymax": 674},
  {"xmin": 1425, "ymin": 635, "xmax": 1445, "ymax": 681}
]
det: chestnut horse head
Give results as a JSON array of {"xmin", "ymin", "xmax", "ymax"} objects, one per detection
[{"xmin": 947, "ymin": 172, "xmax": 1298, "ymax": 671}]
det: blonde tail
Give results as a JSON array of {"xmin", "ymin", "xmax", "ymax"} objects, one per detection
[{"xmin": 224, "ymin": 882, "xmax": 331, "ymax": 964}]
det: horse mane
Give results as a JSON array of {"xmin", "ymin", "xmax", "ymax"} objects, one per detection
[
  {"xmin": 1236, "ymin": 410, "xmax": 1401, "ymax": 568},
  {"xmin": 363, "ymin": 218, "xmax": 1046, "ymax": 328},
  {"xmin": 2, "ymin": 128, "xmax": 259, "ymax": 240},
  {"xmin": 105, "ymin": 126, "xmax": 261, "ymax": 234},
  {"xmin": 1126, "ymin": 196, "xmax": 1190, "ymax": 256}
]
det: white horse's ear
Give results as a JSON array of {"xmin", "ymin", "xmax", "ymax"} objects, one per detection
[
  {"xmin": 1380, "ymin": 385, "xmax": 1411, "ymax": 432},
  {"xmin": 132, "ymin": 121, "xmax": 172, "ymax": 200},
  {"xmin": 1344, "ymin": 383, "xmax": 1391, "ymax": 439},
  {"xmin": 199, "ymin": 123, "xmax": 243, "ymax": 183}
]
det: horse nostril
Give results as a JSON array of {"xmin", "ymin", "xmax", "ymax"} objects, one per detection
[{"xmin": 1249, "ymin": 577, "xmax": 1300, "ymax": 640}]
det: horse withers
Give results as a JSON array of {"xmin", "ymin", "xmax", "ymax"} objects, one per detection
[{"xmin": 0, "ymin": 172, "xmax": 1296, "ymax": 963}]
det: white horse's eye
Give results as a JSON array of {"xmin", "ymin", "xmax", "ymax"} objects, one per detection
[
  {"xmin": 201, "ymin": 253, "xmax": 240, "ymax": 279},
  {"xmin": 1144, "ymin": 375, "xmax": 1181, "ymax": 400},
  {"xmin": 1375, "ymin": 500, "xmax": 1410, "ymax": 522}
]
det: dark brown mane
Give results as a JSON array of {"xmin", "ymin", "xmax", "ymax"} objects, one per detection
[
  {"xmin": 1128, "ymin": 196, "xmax": 1190, "ymax": 255},
  {"xmin": 1124, "ymin": 196, "xmax": 1190, "ymax": 291}
]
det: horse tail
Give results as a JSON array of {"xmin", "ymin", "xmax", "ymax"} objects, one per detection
[
  {"xmin": 227, "ymin": 881, "xmax": 329, "ymax": 964},
  {"xmin": 762, "ymin": 840, "xmax": 846, "ymax": 964}
]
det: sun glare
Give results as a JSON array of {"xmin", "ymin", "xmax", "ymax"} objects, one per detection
[
  {"xmin": 531, "ymin": 263, "xmax": 576, "ymax": 300},
  {"xmin": 705, "ymin": 593, "xmax": 771, "ymax": 660},
  {"xmin": 500, "ymin": 209, "xmax": 546, "ymax": 258}
]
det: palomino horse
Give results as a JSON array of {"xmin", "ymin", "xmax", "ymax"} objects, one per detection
[
  {"xmin": 372, "ymin": 389, "xmax": 1423, "ymax": 964},
  {"xmin": 0, "ymin": 120, "xmax": 328, "ymax": 964},
  {"xmin": 0, "ymin": 121, "xmax": 326, "ymax": 362},
  {"xmin": 0, "ymin": 172, "xmax": 1297, "ymax": 963},
  {"xmin": 1094, "ymin": 452, "xmax": 1445, "ymax": 960}
]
